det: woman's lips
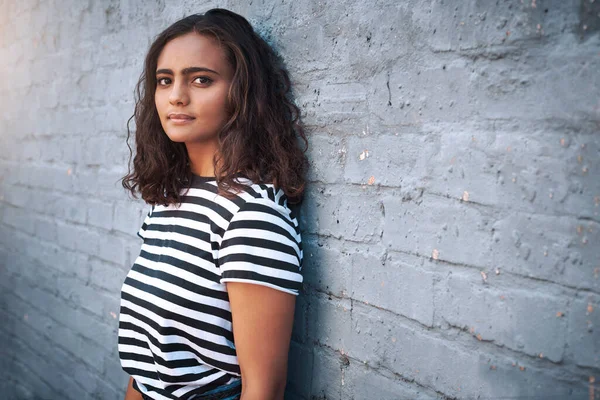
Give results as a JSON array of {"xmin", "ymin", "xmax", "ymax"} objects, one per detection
[{"xmin": 169, "ymin": 116, "xmax": 196, "ymax": 124}]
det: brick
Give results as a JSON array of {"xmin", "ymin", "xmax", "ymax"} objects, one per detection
[
  {"xmin": 55, "ymin": 274, "xmax": 107, "ymax": 316},
  {"xmin": 3, "ymin": 205, "xmax": 36, "ymax": 235},
  {"xmin": 315, "ymin": 82, "xmax": 368, "ymax": 123},
  {"xmin": 96, "ymin": 233, "xmax": 128, "ymax": 266},
  {"xmin": 436, "ymin": 269, "xmax": 568, "ymax": 362},
  {"xmin": 76, "ymin": 70, "xmax": 109, "ymax": 106},
  {"xmin": 56, "ymin": 195, "xmax": 88, "ymax": 224},
  {"xmin": 310, "ymin": 346, "xmax": 345, "ymax": 400},
  {"xmin": 423, "ymin": 127, "xmax": 600, "ymax": 218},
  {"xmin": 33, "ymin": 215, "xmax": 59, "ymax": 242},
  {"xmin": 0, "ymin": 240, "xmax": 18, "ymax": 268},
  {"xmin": 101, "ymin": 356, "xmax": 129, "ymax": 396},
  {"xmin": 0, "ymin": 229, "xmax": 26, "ymax": 259},
  {"xmin": 106, "ymin": 26, "xmax": 151, "ymax": 66},
  {"xmin": 100, "ymin": 289, "xmax": 123, "ymax": 328},
  {"xmin": 567, "ymin": 293, "xmax": 600, "ymax": 369},
  {"xmin": 19, "ymin": 164, "xmax": 76, "ymax": 193},
  {"xmin": 22, "ymin": 189, "xmax": 61, "ymax": 218},
  {"xmin": 491, "ymin": 213, "xmax": 600, "ymax": 292},
  {"xmin": 73, "ymin": 169, "xmax": 128, "ymax": 200},
  {"xmin": 344, "ymin": 357, "xmax": 442, "ymax": 400},
  {"xmin": 0, "ymin": 308, "xmax": 89, "ymax": 400},
  {"xmin": 1, "ymin": 288, "xmax": 56, "ymax": 342},
  {"xmin": 301, "ymin": 183, "xmax": 383, "ymax": 243},
  {"xmin": 79, "ymin": 134, "xmax": 131, "ymax": 168},
  {"xmin": 61, "ymin": 137, "xmax": 83, "ymax": 164},
  {"xmin": 305, "ymin": 133, "xmax": 346, "ymax": 183},
  {"xmin": 351, "ymin": 251, "xmax": 435, "ymax": 327},
  {"xmin": 102, "ymin": 344, "xmax": 130, "ymax": 394},
  {"xmin": 5, "ymin": 296, "xmax": 106, "ymax": 373},
  {"xmin": 343, "ymin": 133, "xmax": 436, "ymax": 187},
  {"xmin": 301, "ymin": 236, "xmax": 352, "ymax": 297},
  {"xmin": 0, "ymin": 328, "xmax": 60, "ymax": 400},
  {"xmin": 385, "ymin": 60, "xmax": 473, "ymax": 125},
  {"xmin": 349, "ymin": 301, "xmax": 586, "ymax": 398},
  {"xmin": 18, "ymin": 259, "xmax": 60, "ymax": 297},
  {"xmin": 11, "ymin": 279, "xmax": 116, "ymax": 352},
  {"xmin": 312, "ymin": 342, "xmax": 440, "ymax": 400},
  {"xmin": 278, "ymin": 22, "xmax": 327, "ymax": 77},
  {"xmin": 25, "ymin": 240, "xmax": 91, "ymax": 284},
  {"xmin": 113, "ymin": 199, "xmax": 144, "ymax": 235},
  {"xmin": 54, "ymin": 221, "xmax": 93, "ymax": 253},
  {"xmin": 482, "ymin": 45, "xmax": 599, "ymax": 121},
  {"xmin": 382, "ymin": 193, "xmax": 493, "ymax": 268},
  {"xmin": 125, "ymin": 239, "xmax": 144, "ymax": 269},
  {"xmin": 89, "ymin": 258, "xmax": 127, "ymax": 293},
  {"xmin": 427, "ymin": 1, "xmax": 579, "ymax": 51},
  {"xmin": 21, "ymin": 139, "xmax": 42, "ymax": 161},
  {"xmin": 1, "ymin": 183, "xmax": 34, "ymax": 209},
  {"xmin": 90, "ymin": 381, "xmax": 122, "ymax": 400},
  {"xmin": 86, "ymin": 199, "xmax": 114, "ymax": 231},
  {"xmin": 307, "ymin": 292, "xmax": 353, "ymax": 352}
]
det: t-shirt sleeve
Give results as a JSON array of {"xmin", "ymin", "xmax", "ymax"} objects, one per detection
[
  {"xmin": 137, "ymin": 205, "xmax": 154, "ymax": 240},
  {"xmin": 218, "ymin": 198, "xmax": 303, "ymax": 296}
]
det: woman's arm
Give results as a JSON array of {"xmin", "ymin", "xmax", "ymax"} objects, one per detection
[
  {"xmin": 124, "ymin": 376, "xmax": 144, "ymax": 400},
  {"xmin": 225, "ymin": 282, "xmax": 296, "ymax": 400}
]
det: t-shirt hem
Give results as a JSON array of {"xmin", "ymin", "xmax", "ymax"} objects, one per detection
[{"xmin": 220, "ymin": 278, "xmax": 299, "ymax": 296}]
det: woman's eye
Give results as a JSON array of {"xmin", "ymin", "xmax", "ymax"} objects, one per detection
[
  {"xmin": 157, "ymin": 77, "xmax": 170, "ymax": 86},
  {"xmin": 194, "ymin": 76, "xmax": 212, "ymax": 85}
]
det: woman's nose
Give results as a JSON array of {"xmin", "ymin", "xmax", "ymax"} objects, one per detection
[{"xmin": 169, "ymin": 81, "xmax": 189, "ymax": 105}]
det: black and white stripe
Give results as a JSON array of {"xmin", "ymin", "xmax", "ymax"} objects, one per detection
[{"xmin": 118, "ymin": 175, "xmax": 303, "ymax": 400}]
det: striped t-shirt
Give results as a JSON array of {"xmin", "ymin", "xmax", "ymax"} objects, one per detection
[{"xmin": 118, "ymin": 173, "xmax": 304, "ymax": 400}]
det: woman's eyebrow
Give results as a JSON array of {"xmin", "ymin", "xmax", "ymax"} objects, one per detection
[{"xmin": 155, "ymin": 66, "xmax": 220, "ymax": 76}]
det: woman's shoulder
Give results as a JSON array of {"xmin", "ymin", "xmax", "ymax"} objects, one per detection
[
  {"xmin": 232, "ymin": 179, "xmax": 296, "ymax": 220},
  {"xmin": 186, "ymin": 172, "xmax": 297, "ymax": 225}
]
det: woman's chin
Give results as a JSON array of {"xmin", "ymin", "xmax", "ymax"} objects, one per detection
[
  {"xmin": 164, "ymin": 130, "xmax": 218, "ymax": 144},
  {"xmin": 164, "ymin": 130, "xmax": 194, "ymax": 143}
]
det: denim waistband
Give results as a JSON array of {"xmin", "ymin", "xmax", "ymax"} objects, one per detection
[
  {"xmin": 138, "ymin": 379, "xmax": 242, "ymax": 400},
  {"xmin": 192, "ymin": 379, "xmax": 242, "ymax": 399}
]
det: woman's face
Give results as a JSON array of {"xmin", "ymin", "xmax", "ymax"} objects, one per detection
[{"xmin": 154, "ymin": 32, "xmax": 234, "ymax": 145}]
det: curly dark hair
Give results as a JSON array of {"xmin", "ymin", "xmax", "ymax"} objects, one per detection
[{"xmin": 121, "ymin": 8, "xmax": 309, "ymax": 207}]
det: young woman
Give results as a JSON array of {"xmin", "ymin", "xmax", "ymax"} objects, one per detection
[{"xmin": 119, "ymin": 8, "xmax": 309, "ymax": 400}]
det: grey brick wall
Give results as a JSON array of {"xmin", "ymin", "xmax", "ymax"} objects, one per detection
[{"xmin": 0, "ymin": 1, "xmax": 598, "ymax": 399}]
